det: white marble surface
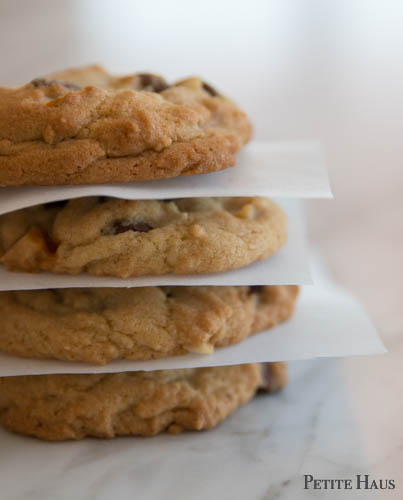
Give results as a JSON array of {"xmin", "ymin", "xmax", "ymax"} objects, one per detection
[{"xmin": 1, "ymin": 354, "xmax": 401, "ymax": 500}]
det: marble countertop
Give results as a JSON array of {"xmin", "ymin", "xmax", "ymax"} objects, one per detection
[{"xmin": 1, "ymin": 354, "xmax": 401, "ymax": 500}]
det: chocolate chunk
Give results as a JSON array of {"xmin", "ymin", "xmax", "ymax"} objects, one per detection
[
  {"xmin": 108, "ymin": 220, "xmax": 153, "ymax": 235},
  {"xmin": 30, "ymin": 78, "xmax": 81, "ymax": 90},
  {"xmin": 43, "ymin": 200, "xmax": 69, "ymax": 210},
  {"xmin": 31, "ymin": 78, "xmax": 47, "ymax": 88},
  {"xmin": 202, "ymin": 81, "xmax": 218, "ymax": 97},
  {"xmin": 31, "ymin": 78, "xmax": 53, "ymax": 88},
  {"xmin": 261, "ymin": 364, "xmax": 271, "ymax": 386},
  {"xmin": 51, "ymin": 289, "xmax": 65, "ymax": 304},
  {"xmin": 137, "ymin": 73, "xmax": 169, "ymax": 93},
  {"xmin": 44, "ymin": 234, "xmax": 59, "ymax": 254},
  {"xmin": 249, "ymin": 286, "xmax": 263, "ymax": 294},
  {"xmin": 259, "ymin": 363, "xmax": 286, "ymax": 394},
  {"xmin": 63, "ymin": 81, "xmax": 82, "ymax": 91},
  {"xmin": 259, "ymin": 364, "xmax": 275, "ymax": 393}
]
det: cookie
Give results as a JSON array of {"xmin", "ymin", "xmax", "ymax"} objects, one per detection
[
  {"xmin": 0, "ymin": 65, "xmax": 252, "ymax": 186},
  {"xmin": 0, "ymin": 285, "xmax": 298, "ymax": 364},
  {"xmin": 0, "ymin": 197, "xmax": 287, "ymax": 277},
  {"xmin": 0, "ymin": 363, "xmax": 286, "ymax": 440}
]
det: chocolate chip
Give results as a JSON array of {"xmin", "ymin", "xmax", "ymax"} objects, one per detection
[
  {"xmin": 30, "ymin": 78, "xmax": 81, "ymax": 90},
  {"xmin": 108, "ymin": 220, "xmax": 153, "ymax": 235},
  {"xmin": 63, "ymin": 81, "xmax": 82, "ymax": 90},
  {"xmin": 51, "ymin": 289, "xmax": 65, "ymax": 304},
  {"xmin": 258, "ymin": 363, "xmax": 286, "ymax": 394},
  {"xmin": 202, "ymin": 81, "xmax": 218, "ymax": 97},
  {"xmin": 31, "ymin": 78, "xmax": 46, "ymax": 88},
  {"xmin": 44, "ymin": 234, "xmax": 59, "ymax": 254},
  {"xmin": 261, "ymin": 364, "xmax": 272, "ymax": 389},
  {"xmin": 258, "ymin": 363, "xmax": 281, "ymax": 394},
  {"xmin": 137, "ymin": 73, "xmax": 169, "ymax": 93},
  {"xmin": 43, "ymin": 200, "xmax": 69, "ymax": 210}
]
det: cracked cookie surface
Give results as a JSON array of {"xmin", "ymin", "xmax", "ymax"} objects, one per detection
[
  {"xmin": 0, "ymin": 285, "xmax": 298, "ymax": 364},
  {"xmin": 0, "ymin": 363, "xmax": 287, "ymax": 440},
  {"xmin": 0, "ymin": 197, "xmax": 287, "ymax": 277},
  {"xmin": 0, "ymin": 65, "xmax": 252, "ymax": 186}
]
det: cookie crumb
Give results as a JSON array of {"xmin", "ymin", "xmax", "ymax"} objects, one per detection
[
  {"xmin": 187, "ymin": 343, "xmax": 215, "ymax": 354},
  {"xmin": 189, "ymin": 224, "xmax": 207, "ymax": 238},
  {"xmin": 236, "ymin": 203, "xmax": 255, "ymax": 219}
]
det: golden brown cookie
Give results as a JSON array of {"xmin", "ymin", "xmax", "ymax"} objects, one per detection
[
  {"xmin": 0, "ymin": 285, "xmax": 298, "ymax": 364},
  {"xmin": 0, "ymin": 363, "xmax": 286, "ymax": 440},
  {"xmin": 0, "ymin": 197, "xmax": 287, "ymax": 277},
  {"xmin": 0, "ymin": 65, "xmax": 252, "ymax": 186}
]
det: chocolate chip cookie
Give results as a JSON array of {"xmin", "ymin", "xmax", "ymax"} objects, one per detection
[
  {"xmin": 0, "ymin": 363, "xmax": 287, "ymax": 440},
  {"xmin": 0, "ymin": 197, "xmax": 287, "ymax": 277},
  {"xmin": 0, "ymin": 285, "xmax": 298, "ymax": 364},
  {"xmin": 0, "ymin": 65, "xmax": 252, "ymax": 186}
]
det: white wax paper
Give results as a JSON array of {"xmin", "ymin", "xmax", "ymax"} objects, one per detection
[{"xmin": 0, "ymin": 141, "xmax": 332, "ymax": 216}]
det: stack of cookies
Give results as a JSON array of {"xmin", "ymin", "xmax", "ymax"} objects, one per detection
[{"xmin": 0, "ymin": 66, "xmax": 299, "ymax": 440}]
